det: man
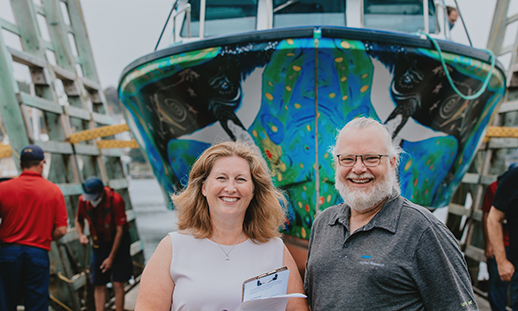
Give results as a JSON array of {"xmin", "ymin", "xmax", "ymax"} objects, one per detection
[
  {"xmin": 447, "ymin": 6, "xmax": 458, "ymax": 30},
  {"xmin": 482, "ymin": 163, "xmax": 518, "ymax": 311},
  {"xmin": 0, "ymin": 145, "xmax": 68, "ymax": 311},
  {"xmin": 75, "ymin": 177, "xmax": 132, "ymax": 311},
  {"xmin": 487, "ymin": 163, "xmax": 518, "ymax": 309},
  {"xmin": 304, "ymin": 117, "xmax": 477, "ymax": 310}
]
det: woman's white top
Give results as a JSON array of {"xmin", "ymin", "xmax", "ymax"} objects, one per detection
[{"xmin": 169, "ymin": 231, "xmax": 284, "ymax": 311}]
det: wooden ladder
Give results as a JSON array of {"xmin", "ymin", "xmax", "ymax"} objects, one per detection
[{"xmin": 0, "ymin": 0, "xmax": 145, "ymax": 309}]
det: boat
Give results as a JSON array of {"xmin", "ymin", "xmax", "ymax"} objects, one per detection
[{"xmin": 118, "ymin": 0, "xmax": 506, "ymax": 260}]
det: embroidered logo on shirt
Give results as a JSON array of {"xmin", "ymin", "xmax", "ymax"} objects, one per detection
[{"xmin": 359, "ymin": 255, "xmax": 385, "ymax": 267}]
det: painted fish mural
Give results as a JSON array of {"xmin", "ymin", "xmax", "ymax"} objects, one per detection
[{"xmin": 119, "ymin": 27, "xmax": 506, "ymax": 240}]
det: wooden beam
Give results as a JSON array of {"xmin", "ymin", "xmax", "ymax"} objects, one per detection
[{"xmin": 18, "ymin": 92, "xmax": 63, "ymax": 114}]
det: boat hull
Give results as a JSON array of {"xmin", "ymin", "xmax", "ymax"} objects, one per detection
[{"xmin": 119, "ymin": 27, "xmax": 505, "ymax": 239}]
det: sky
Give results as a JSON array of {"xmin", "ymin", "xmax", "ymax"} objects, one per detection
[{"xmin": 0, "ymin": 0, "xmax": 515, "ymax": 88}]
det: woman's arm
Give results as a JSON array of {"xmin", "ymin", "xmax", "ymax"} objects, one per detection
[
  {"xmin": 283, "ymin": 244, "xmax": 309, "ymax": 311},
  {"xmin": 135, "ymin": 235, "xmax": 175, "ymax": 311}
]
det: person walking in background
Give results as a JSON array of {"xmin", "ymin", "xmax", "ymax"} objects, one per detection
[
  {"xmin": 482, "ymin": 163, "xmax": 518, "ymax": 311},
  {"xmin": 0, "ymin": 144, "xmax": 68, "ymax": 311},
  {"xmin": 447, "ymin": 6, "xmax": 459, "ymax": 30},
  {"xmin": 304, "ymin": 117, "xmax": 477, "ymax": 310},
  {"xmin": 75, "ymin": 177, "xmax": 133, "ymax": 311},
  {"xmin": 488, "ymin": 163, "xmax": 518, "ymax": 309},
  {"xmin": 135, "ymin": 141, "xmax": 308, "ymax": 311}
]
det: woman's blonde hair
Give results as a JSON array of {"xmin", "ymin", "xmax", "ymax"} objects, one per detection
[{"xmin": 172, "ymin": 141, "xmax": 286, "ymax": 243}]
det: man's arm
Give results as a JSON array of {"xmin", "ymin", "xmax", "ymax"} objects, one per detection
[
  {"xmin": 75, "ymin": 215, "xmax": 89, "ymax": 245},
  {"xmin": 487, "ymin": 207, "xmax": 514, "ymax": 282},
  {"xmin": 482, "ymin": 211, "xmax": 494, "ymax": 258},
  {"xmin": 100, "ymin": 225, "xmax": 123, "ymax": 273},
  {"xmin": 52, "ymin": 226, "xmax": 67, "ymax": 240}
]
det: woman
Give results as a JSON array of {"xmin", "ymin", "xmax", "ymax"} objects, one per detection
[{"xmin": 135, "ymin": 141, "xmax": 308, "ymax": 311}]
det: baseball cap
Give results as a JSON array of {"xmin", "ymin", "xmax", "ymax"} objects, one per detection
[
  {"xmin": 20, "ymin": 145, "xmax": 44, "ymax": 161},
  {"xmin": 82, "ymin": 177, "xmax": 104, "ymax": 201},
  {"xmin": 509, "ymin": 162, "xmax": 518, "ymax": 171}
]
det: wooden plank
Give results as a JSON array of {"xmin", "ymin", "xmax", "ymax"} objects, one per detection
[
  {"xmin": 35, "ymin": 140, "xmax": 73, "ymax": 154},
  {"xmin": 130, "ymin": 240, "xmax": 144, "ymax": 256},
  {"xmin": 92, "ymin": 112, "xmax": 113, "ymax": 125},
  {"xmin": 65, "ymin": 105, "xmax": 90, "ymax": 120},
  {"xmin": 480, "ymin": 174, "xmax": 497, "ymax": 186},
  {"xmin": 101, "ymin": 148, "xmax": 122, "ymax": 157},
  {"xmin": 73, "ymin": 144, "xmax": 99, "ymax": 156},
  {"xmin": 53, "ymin": 65, "xmax": 76, "ymax": 81},
  {"xmin": 8, "ymin": 47, "xmax": 46, "ymax": 68},
  {"xmin": 18, "ymin": 91, "xmax": 63, "ymax": 114},
  {"xmin": 126, "ymin": 209, "xmax": 136, "ymax": 222},
  {"xmin": 57, "ymin": 183, "xmax": 83, "ymax": 196},
  {"xmin": 81, "ymin": 77, "xmax": 100, "ymax": 91},
  {"xmin": 473, "ymin": 210, "xmax": 483, "ymax": 222},
  {"xmin": 465, "ymin": 245, "xmax": 486, "ymax": 263},
  {"xmin": 499, "ymin": 100, "xmax": 518, "ymax": 113},
  {"xmin": 488, "ymin": 137, "xmax": 518, "ymax": 149},
  {"xmin": 0, "ymin": 19, "xmax": 21, "ymax": 36},
  {"xmin": 108, "ymin": 178, "xmax": 129, "ymax": 190},
  {"xmin": 448, "ymin": 203, "xmax": 470, "ymax": 217},
  {"xmin": 461, "ymin": 173, "xmax": 480, "ymax": 184}
]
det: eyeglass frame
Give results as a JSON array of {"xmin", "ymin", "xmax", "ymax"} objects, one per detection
[{"xmin": 336, "ymin": 153, "xmax": 389, "ymax": 167}]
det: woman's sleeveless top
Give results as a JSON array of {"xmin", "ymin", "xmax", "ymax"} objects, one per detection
[{"xmin": 169, "ymin": 231, "xmax": 284, "ymax": 311}]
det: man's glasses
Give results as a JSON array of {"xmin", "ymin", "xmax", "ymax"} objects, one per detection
[{"xmin": 336, "ymin": 154, "xmax": 388, "ymax": 167}]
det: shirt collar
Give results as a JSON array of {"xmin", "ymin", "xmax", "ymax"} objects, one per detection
[
  {"xmin": 328, "ymin": 188, "xmax": 403, "ymax": 234},
  {"xmin": 20, "ymin": 171, "xmax": 43, "ymax": 177}
]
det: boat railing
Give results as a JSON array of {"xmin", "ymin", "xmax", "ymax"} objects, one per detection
[
  {"xmin": 160, "ymin": 0, "xmax": 466, "ymax": 47},
  {"xmin": 172, "ymin": 3, "xmax": 192, "ymax": 43}
]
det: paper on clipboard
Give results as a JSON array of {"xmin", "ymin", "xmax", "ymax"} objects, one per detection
[
  {"xmin": 237, "ymin": 293, "xmax": 307, "ymax": 311},
  {"xmin": 242, "ymin": 266, "xmax": 290, "ymax": 302}
]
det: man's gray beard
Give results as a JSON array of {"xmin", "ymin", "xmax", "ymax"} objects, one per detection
[{"xmin": 335, "ymin": 168, "xmax": 397, "ymax": 213}]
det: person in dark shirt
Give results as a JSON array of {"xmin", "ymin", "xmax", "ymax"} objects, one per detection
[
  {"xmin": 75, "ymin": 177, "xmax": 132, "ymax": 311},
  {"xmin": 488, "ymin": 163, "xmax": 518, "ymax": 309}
]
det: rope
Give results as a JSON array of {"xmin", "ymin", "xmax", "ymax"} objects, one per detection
[
  {"xmin": 420, "ymin": 32, "xmax": 496, "ymax": 101},
  {"xmin": 50, "ymin": 293, "xmax": 74, "ymax": 311}
]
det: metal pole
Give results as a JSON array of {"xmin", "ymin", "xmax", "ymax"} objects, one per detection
[
  {"xmin": 424, "ymin": 0, "xmax": 429, "ymax": 34},
  {"xmin": 453, "ymin": 0, "xmax": 473, "ymax": 46}
]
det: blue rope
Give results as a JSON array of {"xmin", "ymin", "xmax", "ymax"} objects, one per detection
[{"xmin": 420, "ymin": 32, "xmax": 496, "ymax": 100}]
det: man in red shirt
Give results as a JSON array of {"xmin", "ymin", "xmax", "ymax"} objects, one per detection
[
  {"xmin": 0, "ymin": 144, "xmax": 68, "ymax": 311},
  {"xmin": 75, "ymin": 177, "xmax": 132, "ymax": 311}
]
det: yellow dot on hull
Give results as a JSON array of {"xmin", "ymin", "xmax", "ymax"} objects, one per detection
[
  {"xmin": 287, "ymin": 52, "xmax": 295, "ymax": 57},
  {"xmin": 341, "ymin": 41, "xmax": 351, "ymax": 49},
  {"xmin": 293, "ymin": 65, "xmax": 302, "ymax": 72},
  {"xmin": 360, "ymin": 85, "xmax": 369, "ymax": 93},
  {"xmin": 329, "ymin": 93, "xmax": 336, "ymax": 98},
  {"xmin": 341, "ymin": 76, "xmax": 347, "ymax": 82},
  {"xmin": 405, "ymin": 159, "xmax": 412, "ymax": 171},
  {"xmin": 287, "ymin": 39, "xmax": 294, "ymax": 45},
  {"xmin": 342, "ymin": 95, "xmax": 348, "ymax": 101},
  {"xmin": 335, "ymin": 57, "xmax": 344, "ymax": 63},
  {"xmin": 265, "ymin": 93, "xmax": 273, "ymax": 100},
  {"xmin": 295, "ymin": 103, "xmax": 301, "ymax": 109},
  {"xmin": 286, "ymin": 86, "xmax": 292, "ymax": 92},
  {"xmin": 271, "ymin": 125, "xmax": 278, "ymax": 132}
]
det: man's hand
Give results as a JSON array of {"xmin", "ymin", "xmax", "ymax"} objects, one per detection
[
  {"xmin": 497, "ymin": 258, "xmax": 515, "ymax": 282},
  {"xmin": 100, "ymin": 256, "xmax": 114, "ymax": 273},
  {"xmin": 485, "ymin": 244, "xmax": 494, "ymax": 259},
  {"xmin": 79, "ymin": 234, "xmax": 89, "ymax": 245}
]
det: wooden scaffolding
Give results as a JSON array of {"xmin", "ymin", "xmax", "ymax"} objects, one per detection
[
  {"xmin": 0, "ymin": 0, "xmax": 144, "ymax": 310},
  {"xmin": 447, "ymin": 0, "xmax": 518, "ymax": 298}
]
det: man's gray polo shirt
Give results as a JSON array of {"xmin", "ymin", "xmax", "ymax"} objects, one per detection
[{"xmin": 304, "ymin": 190, "xmax": 477, "ymax": 311}]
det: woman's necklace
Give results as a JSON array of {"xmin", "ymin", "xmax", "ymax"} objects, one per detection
[{"xmin": 212, "ymin": 231, "xmax": 245, "ymax": 261}]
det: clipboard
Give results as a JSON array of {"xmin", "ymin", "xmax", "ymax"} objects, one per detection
[{"xmin": 241, "ymin": 266, "xmax": 289, "ymax": 302}]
